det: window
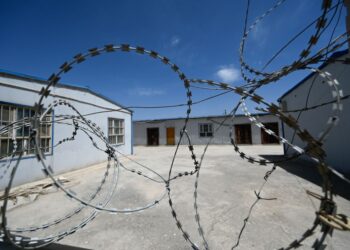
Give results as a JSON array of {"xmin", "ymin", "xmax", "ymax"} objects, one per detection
[
  {"xmin": 0, "ymin": 104, "xmax": 52, "ymax": 158},
  {"xmin": 199, "ymin": 123, "xmax": 213, "ymax": 137},
  {"xmin": 108, "ymin": 118, "xmax": 124, "ymax": 145}
]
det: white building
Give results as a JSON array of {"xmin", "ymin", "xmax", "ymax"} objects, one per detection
[
  {"xmin": 134, "ymin": 114, "xmax": 281, "ymax": 146},
  {"xmin": 278, "ymin": 49, "xmax": 350, "ymax": 174},
  {"xmin": 0, "ymin": 70, "xmax": 133, "ymax": 189}
]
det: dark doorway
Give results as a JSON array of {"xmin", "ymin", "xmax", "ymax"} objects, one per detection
[
  {"xmin": 261, "ymin": 122, "xmax": 279, "ymax": 144},
  {"xmin": 234, "ymin": 124, "xmax": 252, "ymax": 144},
  {"xmin": 147, "ymin": 128, "xmax": 159, "ymax": 146},
  {"xmin": 166, "ymin": 127, "xmax": 175, "ymax": 145}
]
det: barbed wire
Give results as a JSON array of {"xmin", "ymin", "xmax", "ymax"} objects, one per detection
[{"xmin": 0, "ymin": 0, "xmax": 350, "ymax": 249}]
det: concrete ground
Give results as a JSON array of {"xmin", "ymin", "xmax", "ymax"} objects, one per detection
[{"xmin": 1, "ymin": 145, "xmax": 350, "ymax": 250}]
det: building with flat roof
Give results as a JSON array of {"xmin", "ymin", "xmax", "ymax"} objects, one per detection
[{"xmin": 134, "ymin": 114, "xmax": 281, "ymax": 146}]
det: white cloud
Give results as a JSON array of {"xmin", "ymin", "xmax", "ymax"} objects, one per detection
[
  {"xmin": 251, "ymin": 23, "xmax": 268, "ymax": 47},
  {"xmin": 131, "ymin": 88, "xmax": 165, "ymax": 97},
  {"xmin": 216, "ymin": 65, "xmax": 241, "ymax": 83},
  {"xmin": 170, "ymin": 36, "xmax": 180, "ymax": 46}
]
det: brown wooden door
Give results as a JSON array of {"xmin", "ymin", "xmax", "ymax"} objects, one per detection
[
  {"xmin": 147, "ymin": 128, "xmax": 159, "ymax": 146},
  {"xmin": 166, "ymin": 127, "xmax": 175, "ymax": 145},
  {"xmin": 234, "ymin": 124, "xmax": 252, "ymax": 144},
  {"xmin": 261, "ymin": 122, "xmax": 279, "ymax": 144}
]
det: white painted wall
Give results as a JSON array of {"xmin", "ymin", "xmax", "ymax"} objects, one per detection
[
  {"xmin": 134, "ymin": 114, "xmax": 281, "ymax": 146},
  {"xmin": 0, "ymin": 74, "xmax": 132, "ymax": 189},
  {"xmin": 279, "ymin": 53, "xmax": 350, "ymax": 174}
]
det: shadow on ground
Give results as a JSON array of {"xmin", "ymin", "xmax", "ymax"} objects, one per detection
[
  {"xmin": 260, "ymin": 154, "xmax": 350, "ymax": 201},
  {"xmin": 0, "ymin": 241, "xmax": 92, "ymax": 250}
]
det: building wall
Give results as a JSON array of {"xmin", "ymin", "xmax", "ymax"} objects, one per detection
[
  {"xmin": 279, "ymin": 53, "xmax": 350, "ymax": 174},
  {"xmin": 134, "ymin": 115, "xmax": 281, "ymax": 146},
  {"xmin": 0, "ymin": 75, "xmax": 132, "ymax": 189}
]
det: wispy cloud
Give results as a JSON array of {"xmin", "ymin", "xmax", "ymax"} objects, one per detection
[
  {"xmin": 130, "ymin": 87, "xmax": 165, "ymax": 97},
  {"xmin": 251, "ymin": 22, "xmax": 268, "ymax": 47},
  {"xmin": 170, "ymin": 36, "xmax": 180, "ymax": 46},
  {"xmin": 216, "ymin": 65, "xmax": 241, "ymax": 83}
]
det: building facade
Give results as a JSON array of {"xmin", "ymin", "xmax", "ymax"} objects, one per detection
[
  {"xmin": 0, "ymin": 70, "xmax": 132, "ymax": 189},
  {"xmin": 278, "ymin": 50, "xmax": 350, "ymax": 174},
  {"xmin": 134, "ymin": 114, "xmax": 281, "ymax": 146}
]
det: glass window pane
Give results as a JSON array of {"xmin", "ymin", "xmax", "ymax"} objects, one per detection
[
  {"xmin": 10, "ymin": 107, "xmax": 16, "ymax": 121},
  {"xmin": 46, "ymin": 125, "xmax": 51, "ymax": 136},
  {"xmin": 111, "ymin": 136, "xmax": 116, "ymax": 144},
  {"xmin": 17, "ymin": 108, "xmax": 23, "ymax": 120},
  {"xmin": 24, "ymin": 109, "xmax": 30, "ymax": 118},
  {"xmin": 2, "ymin": 106, "xmax": 9, "ymax": 121},
  {"xmin": 9, "ymin": 139, "xmax": 14, "ymax": 154},
  {"xmin": 1, "ymin": 122, "xmax": 9, "ymax": 138},
  {"xmin": 1, "ymin": 140, "xmax": 8, "ymax": 157},
  {"xmin": 45, "ymin": 114, "xmax": 51, "ymax": 122},
  {"xmin": 46, "ymin": 139, "xmax": 50, "ymax": 152},
  {"xmin": 24, "ymin": 126, "xmax": 30, "ymax": 136},
  {"xmin": 16, "ymin": 126, "xmax": 24, "ymax": 137},
  {"xmin": 16, "ymin": 139, "xmax": 23, "ymax": 154},
  {"xmin": 117, "ymin": 135, "xmax": 124, "ymax": 144},
  {"xmin": 40, "ymin": 125, "xmax": 47, "ymax": 136}
]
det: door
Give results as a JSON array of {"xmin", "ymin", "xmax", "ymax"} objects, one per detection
[
  {"xmin": 261, "ymin": 122, "xmax": 279, "ymax": 144},
  {"xmin": 234, "ymin": 124, "xmax": 252, "ymax": 144},
  {"xmin": 166, "ymin": 127, "xmax": 175, "ymax": 145},
  {"xmin": 147, "ymin": 128, "xmax": 159, "ymax": 146}
]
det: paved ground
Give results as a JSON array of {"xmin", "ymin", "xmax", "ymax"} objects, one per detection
[{"xmin": 2, "ymin": 145, "xmax": 350, "ymax": 250}]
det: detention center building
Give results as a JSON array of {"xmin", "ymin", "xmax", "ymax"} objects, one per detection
[
  {"xmin": 133, "ymin": 114, "xmax": 281, "ymax": 146},
  {"xmin": 0, "ymin": 70, "xmax": 132, "ymax": 189},
  {"xmin": 278, "ymin": 49, "xmax": 350, "ymax": 174}
]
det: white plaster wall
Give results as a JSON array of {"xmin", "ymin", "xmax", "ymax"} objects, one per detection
[
  {"xmin": 134, "ymin": 115, "xmax": 281, "ymax": 146},
  {"xmin": 280, "ymin": 54, "xmax": 350, "ymax": 174},
  {"xmin": 0, "ymin": 75, "xmax": 132, "ymax": 189}
]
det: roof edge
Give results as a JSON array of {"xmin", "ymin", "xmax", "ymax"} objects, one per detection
[
  {"xmin": 134, "ymin": 112, "xmax": 273, "ymax": 122},
  {"xmin": 278, "ymin": 49, "xmax": 349, "ymax": 102},
  {"xmin": 0, "ymin": 69, "xmax": 133, "ymax": 113}
]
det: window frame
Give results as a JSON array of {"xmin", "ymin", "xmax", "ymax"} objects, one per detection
[
  {"xmin": 107, "ymin": 117, "xmax": 125, "ymax": 146},
  {"xmin": 0, "ymin": 101, "xmax": 53, "ymax": 160},
  {"xmin": 198, "ymin": 123, "xmax": 214, "ymax": 138}
]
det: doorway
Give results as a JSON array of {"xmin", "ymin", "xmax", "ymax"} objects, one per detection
[
  {"xmin": 261, "ymin": 122, "xmax": 279, "ymax": 144},
  {"xmin": 147, "ymin": 128, "xmax": 159, "ymax": 146},
  {"xmin": 166, "ymin": 127, "xmax": 175, "ymax": 145},
  {"xmin": 234, "ymin": 124, "xmax": 252, "ymax": 144}
]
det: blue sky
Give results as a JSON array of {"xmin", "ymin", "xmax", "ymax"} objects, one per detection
[{"xmin": 0, "ymin": 0, "xmax": 347, "ymax": 120}]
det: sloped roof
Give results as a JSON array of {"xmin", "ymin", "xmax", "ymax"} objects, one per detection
[
  {"xmin": 278, "ymin": 49, "xmax": 349, "ymax": 101},
  {"xmin": 0, "ymin": 68, "xmax": 132, "ymax": 113}
]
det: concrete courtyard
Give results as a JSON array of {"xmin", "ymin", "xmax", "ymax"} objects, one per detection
[{"xmin": 2, "ymin": 145, "xmax": 350, "ymax": 249}]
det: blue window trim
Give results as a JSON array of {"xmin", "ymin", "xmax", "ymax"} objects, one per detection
[{"xmin": 0, "ymin": 101, "xmax": 54, "ymax": 162}]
